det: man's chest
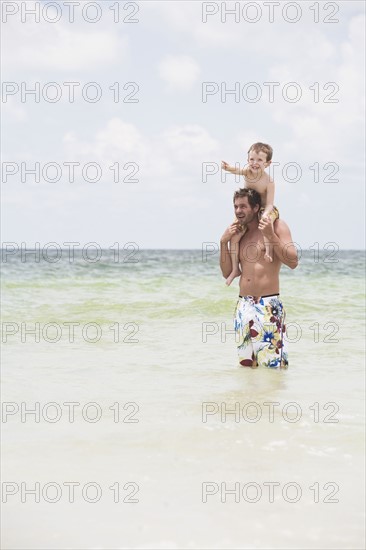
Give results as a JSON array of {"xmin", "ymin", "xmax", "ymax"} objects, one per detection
[{"xmin": 240, "ymin": 233, "xmax": 265, "ymax": 258}]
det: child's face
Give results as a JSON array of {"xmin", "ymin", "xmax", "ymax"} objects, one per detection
[{"xmin": 247, "ymin": 149, "xmax": 270, "ymax": 169}]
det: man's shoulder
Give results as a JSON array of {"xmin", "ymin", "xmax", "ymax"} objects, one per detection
[
  {"xmin": 273, "ymin": 218, "xmax": 295, "ymax": 245},
  {"xmin": 274, "ymin": 217, "xmax": 288, "ymax": 227},
  {"xmin": 274, "ymin": 217, "xmax": 291, "ymax": 233}
]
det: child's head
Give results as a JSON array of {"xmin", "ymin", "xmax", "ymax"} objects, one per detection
[{"xmin": 247, "ymin": 142, "xmax": 273, "ymax": 164}]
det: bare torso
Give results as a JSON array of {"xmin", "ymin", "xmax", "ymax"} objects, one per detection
[
  {"xmin": 243, "ymin": 173, "xmax": 269, "ymax": 207},
  {"xmin": 239, "ymin": 222, "xmax": 281, "ymax": 296}
]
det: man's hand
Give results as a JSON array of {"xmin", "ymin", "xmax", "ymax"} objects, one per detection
[
  {"xmin": 221, "ymin": 160, "xmax": 230, "ymax": 171},
  {"xmin": 258, "ymin": 215, "xmax": 275, "ymax": 238},
  {"xmin": 221, "ymin": 222, "xmax": 245, "ymax": 244}
]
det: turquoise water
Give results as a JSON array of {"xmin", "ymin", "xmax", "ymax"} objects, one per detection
[{"xmin": 1, "ymin": 250, "xmax": 365, "ymax": 549}]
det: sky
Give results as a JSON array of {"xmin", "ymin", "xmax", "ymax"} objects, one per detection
[{"xmin": 1, "ymin": 0, "xmax": 365, "ymax": 250}]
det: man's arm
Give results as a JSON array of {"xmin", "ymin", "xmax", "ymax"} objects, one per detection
[
  {"xmin": 220, "ymin": 240, "xmax": 232, "ymax": 278},
  {"xmin": 259, "ymin": 218, "xmax": 298, "ymax": 269},
  {"xmin": 219, "ymin": 223, "xmax": 240, "ymax": 277}
]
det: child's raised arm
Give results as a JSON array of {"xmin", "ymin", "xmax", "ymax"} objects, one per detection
[
  {"xmin": 262, "ymin": 177, "xmax": 275, "ymax": 216},
  {"xmin": 221, "ymin": 160, "xmax": 245, "ymax": 176}
]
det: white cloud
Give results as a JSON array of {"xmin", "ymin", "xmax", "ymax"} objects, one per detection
[
  {"xmin": 2, "ymin": 19, "xmax": 128, "ymax": 73},
  {"xmin": 62, "ymin": 118, "xmax": 150, "ymax": 174},
  {"xmin": 269, "ymin": 14, "xmax": 365, "ymax": 161},
  {"xmin": 62, "ymin": 119, "xmax": 219, "ymax": 187},
  {"xmin": 158, "ymin": 124, "xmax": 218, "ymax": 162},
  {"xmin": 94, "ymin": 118, "xmax": 149, "ymax": 159},
  {"xmin": 1, "ymin": 97, "xmax": 28, "ymax": 122},
  {"xmin": 158, "ymin": 55, "xmax": 201, "ymax": 91}
]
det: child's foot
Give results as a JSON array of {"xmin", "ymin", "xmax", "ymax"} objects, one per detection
[
  {"xmin": 225, "ymin": 268, "xmax": 241, "ymax": 286},
  {"xmin": 264, "ymin": 253, "xmax": 273, "ymax": 263}
]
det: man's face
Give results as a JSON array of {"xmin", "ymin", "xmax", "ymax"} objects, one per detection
[
  {"xmin": 234, "ymin": 197, "xmax": 258, "ymax": 224},
  {"xmin": 247, "ymin": 149, "xmax": 270, "ymax": 170}
]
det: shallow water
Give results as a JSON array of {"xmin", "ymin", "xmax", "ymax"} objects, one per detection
[{"xmin": 1, "ymin": 250, "xmax": 365, "ymax": 549}]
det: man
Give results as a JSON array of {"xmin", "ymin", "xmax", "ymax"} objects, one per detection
[{"xmin": 220, "ymin": 188, "xmax": 298, "ymax": 369}]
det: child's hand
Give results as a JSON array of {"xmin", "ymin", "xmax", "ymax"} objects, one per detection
[
  {"xmin": 258, "ymin": 215, "xmax": 274, "ymax": 238},
  {"xmin": 221, "ymin": 160, "xmax": 229, "ymax": 171},
  {"xmin": 221, "ymin": 222, "xmax": 244, "ymax": 244}
]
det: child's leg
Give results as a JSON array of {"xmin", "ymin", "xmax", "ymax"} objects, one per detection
[
  {"xmin": 260, "ymin": 207, "xmax": 279, "ymax": 263},
  {"xmin": 263, "ymin": 234, "xmax": 273, "ymax": 263},
  {"xmin": 226, "ymin": 224, "xmax": 247, "ymax": 286}
]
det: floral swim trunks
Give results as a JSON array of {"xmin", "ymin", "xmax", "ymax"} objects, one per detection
[{"xmin": 233, "ymin": 294, "xmax": 288, "ymax": 369}]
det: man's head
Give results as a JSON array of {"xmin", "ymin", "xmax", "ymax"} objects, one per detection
[
  {"xmin": 233, "ymin": 188, "xmax": 261, "ymax": 224},
  {"xmin": 247, "ymin": 142, "xmax": 273, "ymax": 169}
]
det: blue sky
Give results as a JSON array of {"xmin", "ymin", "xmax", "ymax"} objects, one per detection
[{"xmin": 2, "ymin": 0, "xmax": 365, "ymax": 249}]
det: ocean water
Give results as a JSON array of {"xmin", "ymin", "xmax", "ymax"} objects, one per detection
[{"xmin": 1, "ymin": 249, "xmax": 365, "ymax": 549}]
